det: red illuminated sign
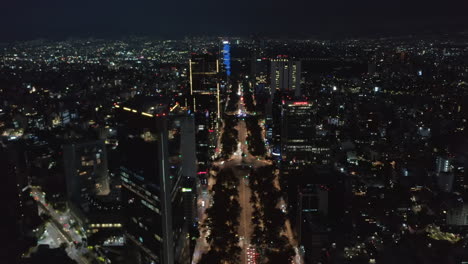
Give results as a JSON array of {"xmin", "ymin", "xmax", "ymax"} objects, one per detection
[{"xmin": 293, "ymin": 102, "xmax": 309, "ymax": 105}]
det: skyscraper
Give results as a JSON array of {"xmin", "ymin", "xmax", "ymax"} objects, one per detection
[
  {"xmin": 189, "ymin": 54, "xmax": 221, "ymax": 176},
  {"xmin": 0, "ymin": 143, "xmax": 41, "ymax": 263},
  {"xmin": 436, "ymin": 156, "xmax": 451, "ymax": 173},
  {"xmin": 281, "ymin": 100, "xmax": 314, "ymax": 168},
  {"xmin": 279, "ymin": 99, "xmax": 316, "ymax": 227},
  {"xmin": 63, "ymin": 140, "xmax": 120, "ymax": 245},
  {"xmin": 222, "ymin": 40, "xmax": 231, "ymax": 77},
  {"xmin": 189, "ymin": 53, "xmax": 220, "ymax": 118},
  {"xmin": 447, "ymin": 204, "xmax": 468, "ymax": 226},
  {"xmin": 270, "ymin": 57, "xmax": 302, "ymax": 97},
  {"xmin": 294, "ymin": 166, "xmax": 349, "ymax": 263},
  {"xmin": 115, "ymin": 96, "xmax": 196, "ymax": 264},
  {"xmin": 63, "ymin": 140, "xmax": 110, "ymax": 212}
]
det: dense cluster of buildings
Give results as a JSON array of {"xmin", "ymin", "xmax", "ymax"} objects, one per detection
[{"xmin": 1, "ymin": 34, "xmax": 468, "ymax": 263}]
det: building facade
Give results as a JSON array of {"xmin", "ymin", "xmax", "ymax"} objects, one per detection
[
  {"xmin": 116, "ymin": 97, "xmax": 196, "ymax": 264},
  {"xmin": 270, "ymin": 58, "xmax": 301, "ymax": 97}
]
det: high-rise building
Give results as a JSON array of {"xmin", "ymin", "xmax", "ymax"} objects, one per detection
[
  {"xmin": 279, "ymin": 97, "xmax": 332, "ymax": 169},
  {"xmin": 181, "ymin": 117, "xmax": 197, "ymax": 180},
  {"xmin": 447, "ymin": 204, "xmax": 468, "ymax": 226},
  {"xmin": 436, "ymin": 156, "xmax": 451, "ymax": 173},
  {"xmin": 63, "ymin": 140, "xmax": 110, "ymax": 211},
  {"xmin": 294, "ymin": 166, "xmax": 349, "ymax": 263},
  {"xmin": 251, "ymin": 36, "xmax": 268, "ymax": 91},
  {"xmin": 189, "ymin": 54, "xmax": 221, "ymax": 176},
  {"xmin": 63, "ymin": 140, "xmax": 121, "ymax": 246},
  {"xmin": 221, "ymin": 40, "xmax": 231, "ymax": 77},
  {"xmin": 438, "ymin": 172, "xmax": 454, "ymax": 192},
  {"xmin": 279, "ymin": 99, "xmax": 315, "ymax": 216},
  {"xmin": 189, "ymin": 53, "xmax": 220, "ymax": 118},
  {"xmin": 270, "ymin": 57, "xmax": 301, "ymax": 97},
  {"xmin": 281, "ymin": 100, "xmax": 314, "ymax": 168},
  {"xmin": 0, "ymin": 144, "xmax": 41, "ymax": 263},
  {"xmin": 297, "ymin": 183, "xmax": 329, "ymax": 230},
  {"xmin": 269, "ymin": 92, "xmax": 283, "ymax": 159},
  {"xmin": 252, "ymin": 58, "xmax": 269, "ymax": 92},
  {"xmin": 115, "ymin": 96, "xmax": 196, "ymax": 264}
]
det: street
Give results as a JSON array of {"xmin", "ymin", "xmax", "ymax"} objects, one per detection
[
  {"xmin": 31, "ymin": 188, "xmax": 92, "ymax": 264},
  {"xmin": 193, "ymin": 82, "xmax": 303, "ymax": 264}
]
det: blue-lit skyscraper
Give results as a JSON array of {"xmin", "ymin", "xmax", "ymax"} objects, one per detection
[{"xmin": 222, "ymin": 40, "xmax": 231, "ymax": 76}]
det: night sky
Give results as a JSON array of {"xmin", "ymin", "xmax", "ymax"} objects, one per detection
[{"xmin": 1, "ymin": 0, "xmax": 468, "ymax": 41}]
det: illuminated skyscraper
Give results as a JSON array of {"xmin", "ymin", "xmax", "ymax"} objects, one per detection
[
  {"xmin": 436, "ymin": 156, "xmax": 451, "ymax": 173},
  {"xmin": 222, "ymin": 40, "xmax": 231, "ymax": 77},
  {"xmin": 115, "ymin": 97, "xmax": 196, "ymax": 264},
  {"xmin": 270, "ymin": 57, "xmax": 302, "ymax": 97},
  {"xmin": 281, "ymin": 100, "xmax": 314, "ymax": 167},
  {"xmin": 279, "ymin": 97, "xmax": 331, "ymax": 169},
  {"xmin": 189, "ymin": 54, "xmax": 221, "ymax": 176},
  {"xmin": 63, "ymin": 140, "xmax": 120, "ymax": 244},
  {"xmin": 279, "ymin": 99, "xmax": 315, "ymax": 217},
  {"xmin": 189, "ymin": 54, "xmax": 220, "ymax": 118}
]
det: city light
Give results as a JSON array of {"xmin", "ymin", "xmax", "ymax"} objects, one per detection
[
  {"xmin": 293, "ymin": 102, "xmax": 309, "ymax": 105},
  {"xmin": 2, "ymin": 26, "xmax": 466, "ymax": 264}
]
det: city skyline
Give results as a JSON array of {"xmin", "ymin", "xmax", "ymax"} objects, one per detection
[{"xmin": 1, "ymin": 8, "xmax": 468, "ymax": 263}]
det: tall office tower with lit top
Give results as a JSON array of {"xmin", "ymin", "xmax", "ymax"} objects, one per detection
[
  {"xmin": 281, "ymin": 100, "xmax": 314, "ymax": 168},
  {"xmin": 189, "ymin": 54, "xmax": 221, "ymax": 176},
  {"xmin": 270, "ymin": 57, "xmax": 302, "ymax": 97},
  {"xmin": 189, "ymin": 53, "xmax": 220, "ymax": 118}
]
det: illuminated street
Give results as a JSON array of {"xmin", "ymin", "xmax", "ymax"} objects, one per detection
[
  {"xmin": 193, "ymin": 82, "xmax": 302, "ymax": 264},
  {"xmin": 31, "ymin": 188, "xmax": 93, "ymax": 264},
  {"xmin": 3, "ymin": 11, "xmax": 468, "ymax": 264}
]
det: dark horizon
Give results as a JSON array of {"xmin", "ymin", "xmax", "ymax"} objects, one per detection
[{"xmin": 2, "ymin": 0, "xmax": 468, "ymax": 42}]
